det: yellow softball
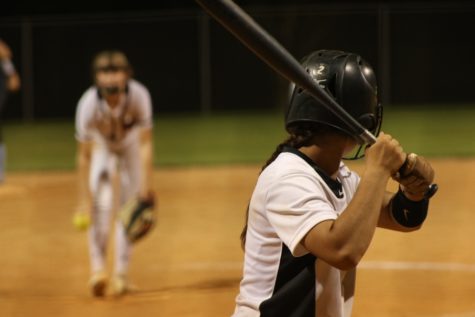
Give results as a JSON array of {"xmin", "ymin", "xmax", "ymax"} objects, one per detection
[{"xmin": 73, "ymin": 212, "xmax": 91, "ymax": 231}]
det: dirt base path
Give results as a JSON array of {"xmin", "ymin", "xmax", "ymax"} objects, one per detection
[{"xmin": 1, "ymin": 159, "xmax": 474, "ymax": 317}]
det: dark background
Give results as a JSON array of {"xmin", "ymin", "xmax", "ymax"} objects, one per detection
[{"xmin": 1, "ymin": 1, "xmax": 474, "ymax": 120}]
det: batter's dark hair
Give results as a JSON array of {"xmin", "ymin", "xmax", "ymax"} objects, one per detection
[{"xmin": 240, "ymin": 123, "xmax": 338, "ymax": 249}]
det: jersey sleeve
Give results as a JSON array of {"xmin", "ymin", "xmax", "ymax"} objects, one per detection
[
  {"xmin": 265, "ymin": 171, "xmax": 338, "ymax": 257},
  {"xmin": 132, "ymin": 81, "xmax": 153, "ymax": 129}
]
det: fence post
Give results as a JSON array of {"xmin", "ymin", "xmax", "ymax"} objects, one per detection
[
  {"xmin": 21, "ymin": 17, "xmax": 34, "ymax": 121},
  {"xmin": 378, "ymin": 3, "xmax": 391, "ymax": 106},
  {"xmin": 198, "ymin": 13, "xmax": 211, "ymax": 115}
]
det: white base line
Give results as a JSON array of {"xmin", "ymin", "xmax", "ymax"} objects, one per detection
[
  {"xmin": 172, "ymin": 261, "xmax": 475, "ymax": 273},
  {"xmin": 359, "ymin": 261, "xmax": 475, "ymax": 272}
]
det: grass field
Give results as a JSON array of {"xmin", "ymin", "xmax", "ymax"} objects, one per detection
[{"xmin": 2, "ymin": 105, "xmax": 475, "ymax": 171}]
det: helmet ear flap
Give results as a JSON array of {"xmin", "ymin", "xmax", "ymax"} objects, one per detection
[
  {"xmin": 357, "ymin": 113, "xmax": 376, "ymax": 132},
  {"xmin": 358, "ymin": 103, "xmax": 383, "ymax": 135},
  {"xmin": 357, "ymin": 102, "xmax": 383, "ymax": 135}
]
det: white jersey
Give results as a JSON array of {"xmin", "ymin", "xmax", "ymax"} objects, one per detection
[
  {"xmin": 75, "ymin": 79, "xmax": 153, "ymax": 152},
  {"xmin": 75, "ymin": 79, "xmax": 153, "ymax": 277},
  {"xmin": 233, "ymin": 147, "xmax": 360, "ymax": 317}
]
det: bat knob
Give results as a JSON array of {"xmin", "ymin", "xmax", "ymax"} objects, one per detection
[{"xmin": 425, "ymin": 184, "xmax": 438, "ymax": 199}]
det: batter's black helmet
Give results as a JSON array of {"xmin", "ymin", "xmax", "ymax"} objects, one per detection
[{"xmin": 286, "ymin": 50, "xmax": 382, "ymax": 140}]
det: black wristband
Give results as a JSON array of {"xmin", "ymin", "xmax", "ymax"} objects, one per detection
[{"xmin": 390, "ymin": 188, "xmax": 429, "ymax": 228}]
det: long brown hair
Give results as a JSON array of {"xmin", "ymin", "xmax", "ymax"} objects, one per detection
[{"xmin": 240, "ymin": 124, "xmax": 327, "ymax": 249}]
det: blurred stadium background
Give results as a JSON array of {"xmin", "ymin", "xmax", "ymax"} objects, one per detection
[{"xmin": 1, "ymin": 0, "xmax": 475, "ymax": 171}]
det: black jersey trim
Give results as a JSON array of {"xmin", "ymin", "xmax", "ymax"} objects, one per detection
[{"xmin": 259, "ymin": 245, "xmax": 316, "ymax": 317}]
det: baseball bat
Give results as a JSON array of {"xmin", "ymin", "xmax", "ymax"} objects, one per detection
[
  {"xmin": 195, "ymin": 0, "xmax": 438, "ymax": 197},
  {"xmin": 195, "ymin": 0, "xmax": 376, "ymax": 145}
]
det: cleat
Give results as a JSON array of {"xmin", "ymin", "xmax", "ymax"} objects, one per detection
[
  {"xmin": 89, "ymin": 271, "xmax": 108, "ymax": 297},
  {"xmin": 111, "ymin": 274, "xmax": 128, "ymax": 296}
]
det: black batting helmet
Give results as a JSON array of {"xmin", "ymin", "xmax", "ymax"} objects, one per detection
[{"xmin": 286, "ymin": 50, "xmax": 382, "ymax": 142}]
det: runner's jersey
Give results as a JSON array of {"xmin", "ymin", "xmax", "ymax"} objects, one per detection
[
  {"xmin": 75, "ymin": 79, "xmax": 152, "ymax": 152},
  {"xmin": 233, "ymin": 147, "xmax": 360, "ymax": 317}
]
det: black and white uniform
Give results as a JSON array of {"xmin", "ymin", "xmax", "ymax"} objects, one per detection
[
  {"xmin": 75, "ymin": 78, "xmax": 152, "ymax": 276},
  {"xmin": 233, "ymin": 147, "xmax": 360, "ymax": 317}
]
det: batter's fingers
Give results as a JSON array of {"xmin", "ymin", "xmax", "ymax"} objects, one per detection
[
  {"xmin": 400, "ymin": 175, "xmax": 423, "ymax": 187},
  {"xmin": 401, "ymin": 179, "xmax": 432, "ymax": 195},
  {"xmin": 405, "ymin": 186, "xmax": 429, "ymax": 196},
  {"xmin": 395, "ymin": 153, "xmax": 415, "ymax": 179}
]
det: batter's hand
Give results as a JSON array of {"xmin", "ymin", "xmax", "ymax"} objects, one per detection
[
  {"xmin": 364, "ymin": 132, "xmax": 406, "ymax": 177},
  {"xmin": 393, "ymin": 153, "xmax": 435, "ymax": 200}
]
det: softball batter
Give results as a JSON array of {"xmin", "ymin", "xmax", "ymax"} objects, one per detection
[
  {"xmin": 232, "ymin": 50, "xmax": 435, "ymax": 316},
  {"xmin": 74, "ymin": 50, "xmax": 154, "ymax": 297}
]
